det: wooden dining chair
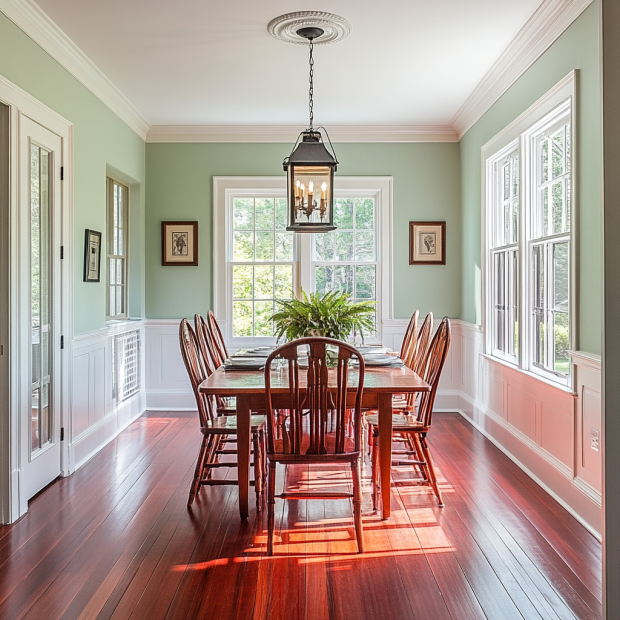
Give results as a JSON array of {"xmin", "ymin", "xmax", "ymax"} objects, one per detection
[
  {"xmin": 179, "ymin": 319, "xmax": 266, "ymax": 510},
  {"xmin": 194, "ymin": 313, "xmax": 235, "ymax": 415},
  {"xmin": 367, "ymin": 317, "xmax": 450, "ymax": 508},
  {"xmin": 207, "ymin": 310, "xmax": 229, "ymax": 367},
  {"xmin": 263, "ymin": 337, "xmax": 366, "ymax": 555},
  {"xmin": 392, "ymin": 311, "xmax": 434, "ymax": 413},
  {"xmin": 400, "ymin": 310, "xmax": 419, "ymax": 367}
]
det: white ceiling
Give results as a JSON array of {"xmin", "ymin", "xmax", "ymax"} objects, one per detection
[{"xmin": 33, "ymin": 0, "xmax": 543, "ymax": 127}]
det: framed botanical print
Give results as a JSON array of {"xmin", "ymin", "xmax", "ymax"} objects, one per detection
[
  {"xmin": 162, "ymin": 221, "xmax": 198, "ymax": 266},
  {"xmin": 83, "ymin": 229, "xmax": 102, "ymax": 282},
  {"xmin": 409, "ymin": 221, "xmax": 446, "ymax": 265}
]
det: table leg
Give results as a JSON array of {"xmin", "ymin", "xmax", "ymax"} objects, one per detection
[
  {"xmin": 236, "ymin": 394, "xmax": 251, "ymax": 519},
  {"xmin": 378, "ymin": 392, "xmax": 393, "ymax": 519}
]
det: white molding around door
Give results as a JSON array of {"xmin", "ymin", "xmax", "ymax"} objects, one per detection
[{"xmin": 0, "ymin": 72, "xmax": 73, "ymax": 523}]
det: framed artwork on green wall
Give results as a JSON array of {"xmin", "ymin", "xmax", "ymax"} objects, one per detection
[
  {"xmin": 162, "ymin": 221, "xmax": 198, "ymax": 266},
  {"xmin": 83, "ymin": 229, "xmax": 102, "ymax": 282},
  {"xmin": 409, "ymin": 221, "xmax": 446, "ymax": 265}
]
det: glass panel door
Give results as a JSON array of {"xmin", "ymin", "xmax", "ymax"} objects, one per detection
[{"xmin": 30, "ymin": 143, "xmax": 52, "ymax": 455}]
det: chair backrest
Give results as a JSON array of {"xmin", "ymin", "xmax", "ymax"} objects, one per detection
[
  {"xmin": 264, "ymin": 337, "xmax": 365, "ymax": 457},
  {"xmin": 207, "ymin": 310, "xmax": 228, "ymax": 366},
  {"xmin": 416, "ymin": 317, "xmax": 450, "ymax": 428},
  {"xmin": 412, "ymin": 312, "xmax": 434, "ymax": 377},
  {"xmin": 400, "ymin": 310, "xmax": 419, "ymax": 367},
  {"xmin": 179, "ymin": 318, "xmax": 215, "ymax": 428},
  {"xmin": 194, "ymin": 313, "xmax": 218, "ymax": 375}
]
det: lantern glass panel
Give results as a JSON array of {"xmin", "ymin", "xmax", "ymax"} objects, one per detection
[{"xmin": 290, "ymin": 165, "xmax": 333, "ymax": 227}]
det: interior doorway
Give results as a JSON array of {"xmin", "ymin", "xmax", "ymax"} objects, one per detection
[{"xmin": 0, "ymin": 75, "xmax": 72, "ymax": 524}]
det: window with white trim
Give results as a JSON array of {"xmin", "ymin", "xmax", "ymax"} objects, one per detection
[
  {"xmin": 484, "ymin": 75, "xmax": 573, "ymax": 387},
  {"xmin": 106, "ymin": 176, "xmax": 129, "ymax": 319},
  {"xmin": 214, "ymin": 177, "xmax": 393, "ymax": 349}
]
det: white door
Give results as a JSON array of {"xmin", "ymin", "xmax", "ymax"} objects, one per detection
[{"xmin": 19, "ymin": 115, "xmax": 63, "ymax": 501}]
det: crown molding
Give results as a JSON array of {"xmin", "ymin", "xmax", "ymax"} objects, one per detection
[
  {"xmin": 452, "ymin": 0, "xmax": 594, "ymax": 139},
  {"xmin": 146, "ymin": 124, "xmax": 458, "ymax": 144},
  {"xmin": 0, "ymin": 0, "xmax": 150, "ymax": 139}
]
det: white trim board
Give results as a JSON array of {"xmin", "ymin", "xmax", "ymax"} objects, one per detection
[
  {"xmin": 146, "ymin": 125, "xmax": 458, "ymax": 144},
  {"xmin": 0, "ymin": 0, "xmax": 149, "ymax": 139}
]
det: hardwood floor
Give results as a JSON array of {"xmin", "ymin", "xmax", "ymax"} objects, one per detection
[{"xmin": 0, "ymin": 411, "xmax": 601, "ymax": 620}]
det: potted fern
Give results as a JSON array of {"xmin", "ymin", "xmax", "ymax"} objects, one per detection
[{"xmin": 270, "ymin": 290, "xmax": 375, "ymax": 342}]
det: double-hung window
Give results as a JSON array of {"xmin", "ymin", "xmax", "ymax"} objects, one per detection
[
  {"xmin": 106, "ymin": 176, "xmax": 129, "ymax": 320},
  {"xmin": 484, "ymin": 74, "xmax": 574, "ymax": 387},
  {"xmin": 490, "ymin": 148, "xmax": 519, "ymax": 362},
  {"xmin": 528, "ymin": 113, "xmax": 571, "ymax": 376},
  {"xmin": 215, "ymin": 177, "xmax": 392, "ymax": 349}
]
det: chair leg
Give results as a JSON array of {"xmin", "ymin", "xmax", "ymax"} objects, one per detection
[
  {"xmin": 351, "ymin": 459, "xmax": 364, "ymax": 553},
  {"xmin": 188, "ymin": 434, "xmax": 209, "ymax": 507},
  {"xmin": 371, "ymin": 427, "xmax": 379, "ymax": 512},
  {"xmin": 267, "ymin": 461, "xmax": 277, "ymax": 556},
  {"xmin": 418, "ymin": 434, "xmax": 443, "ymax": 507},
  {"xmin": 253, "ymin": 431, "xmax": 262, "ymax": 512}
]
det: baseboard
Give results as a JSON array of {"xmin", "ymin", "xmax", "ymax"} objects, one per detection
[{"xmin": 145, "ymin": 389, "xmax": 195, "ymax": 411}]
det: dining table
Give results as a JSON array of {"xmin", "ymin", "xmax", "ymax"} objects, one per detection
[{"xmin": 198, "ymin": 361, "xmax": 431, "ymax": 520}]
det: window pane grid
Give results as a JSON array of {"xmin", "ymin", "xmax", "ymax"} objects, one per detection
[
  {"xmin": 107, "ymin": 178, "xmax": 128, "ymax": 319},
  {"xmin": 231, "ymin": 197, "xmax": 294, "ymax": 337},
  {"xmin": 312, "ymin": 197, "xmax": 377, "ymax": 335}
]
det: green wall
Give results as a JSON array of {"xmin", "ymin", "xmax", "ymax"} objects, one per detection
[
  {"xmin": 0, "ymin": 12, "xmax": 146, "ymax": 335},
  {"xmin": 459, "ymin": 1, "xmax": 602, "ymax": 355},
  {"xmin": 145, "ymin": 142, "xmax": 461, "ymax": 320}
]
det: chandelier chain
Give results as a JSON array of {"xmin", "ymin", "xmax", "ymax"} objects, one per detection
[{"xmin": 308, "ymin": 38, "xmax": 314, "ymax": 130}]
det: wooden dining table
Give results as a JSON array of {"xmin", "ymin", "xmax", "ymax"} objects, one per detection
[{"xmin": 198, "ymin": 363, "xmax": 431, "ymax": 520}]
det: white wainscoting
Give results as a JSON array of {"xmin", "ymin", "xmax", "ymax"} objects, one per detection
[
  {"xmin": 433, "ymin": 320, "xmax": 601, "ymax": 537},
  {"xmin": 143, "ymin": 317, "xmax": 602, "ymax": 536},
  {"xmin": 70, "ymin": 320, "xmax": 146, "ymax": 471},
  {"xmin": 145, "ymin": 320, "xmax": 194, "ymax": 410}
]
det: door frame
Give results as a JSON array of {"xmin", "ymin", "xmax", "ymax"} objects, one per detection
[{"xmin": 0, "ymin": 73, "xmax": 73, "ymax": 523}]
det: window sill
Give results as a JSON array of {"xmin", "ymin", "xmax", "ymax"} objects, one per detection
[
  {"xmin": 105, "ymin": 318, "xmax": 144, "ymax": 333},
  {"xmin": 481, "ymin": 353, "xmax": 575, "ymax": 396}
]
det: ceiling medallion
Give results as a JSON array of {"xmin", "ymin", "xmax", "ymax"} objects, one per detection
[{"xmin": 267, "ymin": 11, "xmax": 351, "ymax": 45}]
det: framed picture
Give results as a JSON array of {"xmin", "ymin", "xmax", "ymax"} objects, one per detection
[
  {"xmin": 83, "ymin": 229, "xmax": 102, "ymax": 282},
  {"xmin": 409, "ymin": 221, "xmax": 446, "ymax": 265},
  {"xmin": 162, "ymin": 221, "xmax": 199, "ymax": 266}
]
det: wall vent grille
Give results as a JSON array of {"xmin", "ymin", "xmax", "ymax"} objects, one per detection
[{"xmin": 112, "ymin": 330, "xmax": 140, "ymax": 403}]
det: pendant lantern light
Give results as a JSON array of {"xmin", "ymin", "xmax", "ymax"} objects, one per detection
[{"xmin": 283, "ymin": 27, "xmax": 338, "ymax": 233}]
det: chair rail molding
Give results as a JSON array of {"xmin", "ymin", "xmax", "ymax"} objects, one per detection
[
  {"xmin": 0, "ymin": 0, "xmax": 149, "ymax": 138},
  {"xmin": 452, "ymin": 0, "xmax": 594, "ymax": 139}
]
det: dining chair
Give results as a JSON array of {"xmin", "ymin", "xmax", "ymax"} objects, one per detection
[
  {"xmin": 194, "ymin": 313, "xmax": 236, "ymax": 415},
  {"xmin": 392, "ymin": 311, "xmax": 434, "ymax": 413},
  {"xmin": 367, "ymin": 317, "xmax": 450, "ymax": 508},
  {"xmin": 400, "ymin": 310, "xmax": 419, "ymax": 367},
  {"xmin": 207, "ymin": 310, "xmax": 229, "ymax": 367},
  {"xmin": 179, "ymin": 319, "xmax": 266, "ymax": 510},
  {"xmin": 263, "ymin": 337, "xmax": 366, "ymax": 555}
]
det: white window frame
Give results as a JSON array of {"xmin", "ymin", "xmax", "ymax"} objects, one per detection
[
  {"xmin": 482, "ymin": 71, "xmax": 576, "ymax": 389},
  {"xmin": 214, "ymin": 176, "xmax": 393, "ymax": 350},
  {"xmin": 106, "ymin": 175, "xmax": 129, "ymax": 320}
]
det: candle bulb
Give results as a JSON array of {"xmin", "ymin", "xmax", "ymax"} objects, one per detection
[
  {"xmin": 321, "ymin": 181, "xmax": 327, "ymax": 200},
  {"xmin": 308, "ymin": 181, "xmax": 314, "ymax": 206}
]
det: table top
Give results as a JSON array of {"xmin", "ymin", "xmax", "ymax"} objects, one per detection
[{"xmin": 198, "ymin": 364, "xmax": 431, "ymax": 396}]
